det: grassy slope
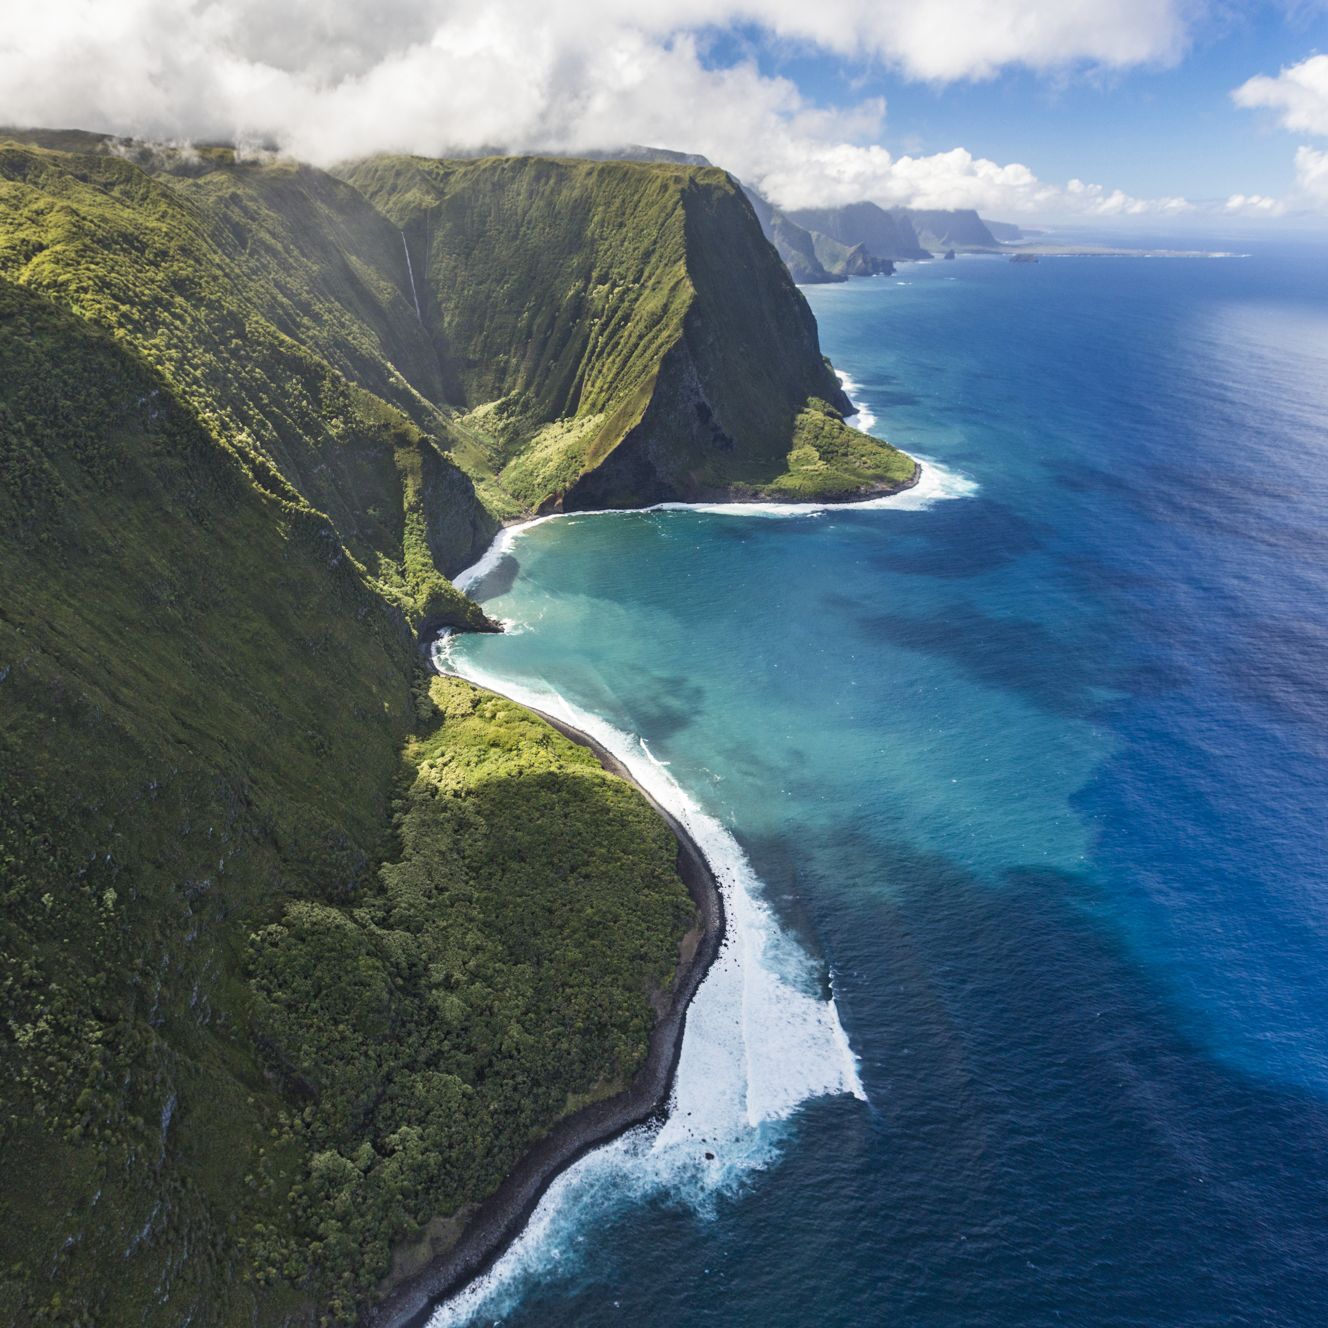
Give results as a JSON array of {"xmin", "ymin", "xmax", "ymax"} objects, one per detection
[
  {"xmin": 0, "ymin": 280, "xmax": 692, "ymax": 1325},
  {"xmin": 0, "ymin": 278, "xmax": 416, "ymax": 1326},
  {"xmin": 255, "ymin": 677, "xmax": 693, "ymax": 1318},
  {"xmin": 0, "ymin": 139, "xmax": 493, "ymax": 624}
]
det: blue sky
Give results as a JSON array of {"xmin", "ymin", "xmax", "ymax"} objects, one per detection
[
  {"xmin": 4, "ymin": 1, "xmax": 1328, "ymax": 222},
  {"xmin": 705, "ymin": 5, "xmax": 1328, "ymax": 206}
]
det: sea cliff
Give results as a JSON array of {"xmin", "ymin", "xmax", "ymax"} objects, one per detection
[{"xmin": 0, "ymin": 131, "xmax": 913, "ymax": 1327}]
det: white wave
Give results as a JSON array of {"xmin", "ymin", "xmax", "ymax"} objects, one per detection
[
  {"xmin": 836, "ymin": 368, "xmax": 877, "ymax": 433},
  {"xmin": 638, "ymin": 737, "xmax": 670, "ymax": 768},
  {"xmin": 424, "ymin": 657, "xmax": 865, "ymax": 1325},
  {"xmin": 658, "ymin": 456, "xmax": 976, "ymax": 518},
  {"xmin": 450, "ymin": 512, "xmax": 565, "ymax": 592},
  {"xmin": 426, "ymin": 459, "xmax": 975, "ymax": 1322},
  {"xmin": 452, "ymin": 457, "xmax": 974, "ymax": 593}
]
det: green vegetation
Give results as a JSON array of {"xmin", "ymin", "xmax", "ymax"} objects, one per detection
[
  {"xmin": 0, "ymin": 131, "xmax": 912, "ymax": 1326},
  {"xmin": 0, "ymin": 139, "xmax": 497, "ymax": 621},
  {"xmin": 340, "ymin": 153, "xmax": 915, "ymax": 506},
  {"xmin": 0, "ymin": 276, "xmax": 418, "ymax": 1326},
  {"xmin": 248, "ymin": 676, "xmax": 693, "ymax": 1318},
  {"xmin": 0, "ymin": 280, "xmax": 691, "ymax": 1325},
  {"xmin": 772, "ymin": 399, "xmax": 919, "ymax": 498}
]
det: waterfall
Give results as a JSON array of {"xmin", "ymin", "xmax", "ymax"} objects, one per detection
[{"xmin": 401, "ymin": 231, "xmax": 423, "ymax": 322}]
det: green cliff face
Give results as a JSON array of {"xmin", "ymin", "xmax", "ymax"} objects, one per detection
[
  {"xmin": 0, "ymin": 133, "xmax": 912, "ymax": 1326},
  {"xmin": 741, "ymin": 189, "xmax": 1009, "ymax": 276},
  {"xmin": 740, "ymin": 183, "xmax": 839, "ymax": 284},
  {"xmin": 0, "ymin": 137, "xmax": 910, "ymax": 523},
  {"xmin": 0, "ymin": 277, "xmax": 420, "ymax": 1325},
  {"xmin": 786, "ymin": 201, "xmax": 932, "ymax": 263},
  {"xmin": 0, "ymin": 139, "xmax": 504, "ymax": 622},
  {"xmin": 340, "ymin": 154, "xmax": 914, "ymax": 508},
  {"xmin": 809, "ymin": 230, "xmax": 896, "ymax": 279},
  {"xmin": 0, "ymin": 285, "xmax": 692, "ymax": 1323}
]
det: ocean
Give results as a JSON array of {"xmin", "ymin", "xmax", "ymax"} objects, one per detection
[{"xmin": 435, "ymin": 240, "xmax": 1328, "ymax": 1326}]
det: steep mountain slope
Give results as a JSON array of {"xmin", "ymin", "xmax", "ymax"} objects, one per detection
[
  {"xmin": 741, "ymin": 185, "xmax": 892, "ymax": 282},
  {"xmin": 341, "ymin": 155, "xmax": 915, "ymax": 505},
  {"xmin": 741, "ymin": 184, "xmax": 838, "ymax": 283},
  {"xmin": 0, "ymin": 139, "xmax": 502, "ymax": 606},
  {"xmin": 810, "ymin": 229, "xmax": 896, "ymax": 278},
  {"xmin": 0, "ymin": 135, "xmax": 913, "ymax": 1326},
  {"xmin": 0, "ymin": 266, "xmax": 695, "ymax": 1326},
  {"xmin": 740, "ymin": 186, "xmax": 1013, "ymax": 277},
  {"xmin": 901, "ymin": 207, "xmax": 1000, "ymax": 251},
  {"xmin": 3, "ymin": 136, "xmax": 913, "ymax": 516},
  {"xmin": 786, "ymin": 201, "xmax": 932, "ymax": 262},
  {"xmin": 0, "ymin": 275, "xmax": 417, "ymax": 1325}
]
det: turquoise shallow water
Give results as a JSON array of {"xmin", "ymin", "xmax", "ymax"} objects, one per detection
[{"xmin": 439, "ymin": 244, "xmax": 1328, "ymax": 1326}]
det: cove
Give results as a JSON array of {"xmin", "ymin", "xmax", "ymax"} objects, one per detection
[{"xmin": 434, "ymin": 243, "xmax": 1328, "ymax": 1328}]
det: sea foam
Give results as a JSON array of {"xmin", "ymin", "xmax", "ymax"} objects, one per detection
[
  {"xmin": 450, "ymin": 457, "xmax": 974, "ymax": 594},
  {"xmin": 837, "ymin": 369, "xmax": 877, "ymax": 433},
  {"xmin": 426, "ymin": 457, "xmax": 973, "ymax": 1323},
  {"xmin": 422, "ymin": 658, "xmax": 865, "ymax": 1326}
]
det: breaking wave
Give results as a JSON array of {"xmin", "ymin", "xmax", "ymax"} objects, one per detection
[{"xmin": 425, "ymin": 459, "xmax": 973, "ymax": 1323}]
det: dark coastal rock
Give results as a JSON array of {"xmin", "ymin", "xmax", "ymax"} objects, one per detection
[{"xmin": 368, "ymin": 688, "xmax": 727, "ymax": 1328}]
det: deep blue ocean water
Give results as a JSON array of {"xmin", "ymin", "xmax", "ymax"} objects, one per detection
[{"xmin": 441, "ymin": 243, "xmax": 1328, "ymax": 1327}]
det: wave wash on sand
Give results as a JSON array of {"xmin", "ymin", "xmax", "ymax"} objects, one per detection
[{"xmin": 425, "ymin": 459, "xmax": 975, "ymax": 1325}]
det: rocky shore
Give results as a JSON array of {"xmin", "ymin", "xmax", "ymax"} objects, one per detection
[{"xmin": 367, "ymin": 682, "xmax": 726, "ymax": 1328}]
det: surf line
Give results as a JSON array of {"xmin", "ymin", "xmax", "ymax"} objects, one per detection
[
  {"xmin": 387, "ymin": 460, "xmax": 973, "ymax": 1327},
  {"xmin": 448, "ymin": 455, "xmax": 973, "ymax": 601}
]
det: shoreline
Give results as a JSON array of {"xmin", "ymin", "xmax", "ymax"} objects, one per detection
[
  {"xmin": 451, "ymin": 458, "xmax": 929, "ymax": 596},
  {"xmin": 367, "ymin": 678, "xmax": 726, "ymax": 1328},
  {"xmin": 370, "ymin": 456, "xmax": 940, "ymax": 1326}
]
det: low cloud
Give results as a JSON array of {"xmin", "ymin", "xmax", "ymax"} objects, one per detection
[
  {"xmin": 754, "ymin": 142, "xmax": 1193, "ymax": 218},
  {"xmin": 1224, "ymin": 192, "xmax": 1287, "ymax": 216},
  {"xmin": 0, "ymin": 0, "xmax": 1205, "ymax": 218}
]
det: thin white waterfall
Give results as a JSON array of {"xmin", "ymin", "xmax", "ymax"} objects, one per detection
[{"xmin": 401, "ymin": 231, "xmax": 423, "ymax": 321}]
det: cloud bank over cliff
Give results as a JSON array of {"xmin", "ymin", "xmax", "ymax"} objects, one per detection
[{"xmin": 0, "ymin": 0, "xmax": 1304, "ymax": 219}]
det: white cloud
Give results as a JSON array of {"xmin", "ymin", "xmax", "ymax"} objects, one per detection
[
  {"xmin": 1231, "ymin": 54, "xmax": 1328, "ymax": 213},
  {"xmin": 1294, "ymin": 144, "xmax": 1328, "ymax": 203},
  {"xmin": 1224, "ymin": 192, "xmax": 1287, "ymax": 216},
  {"xmin": 752, "ymin": 142, "xmax": 1192, "ymax": 217},
  {"xmin": 1233, "ymin": 54, "xmax": 1328, "ymax": 136},
  {"xmin": 0, "ymin": 0, "xmax": 1202, "ymax": 218}
]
